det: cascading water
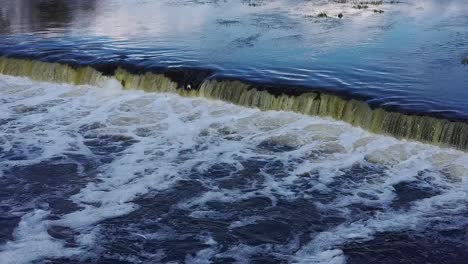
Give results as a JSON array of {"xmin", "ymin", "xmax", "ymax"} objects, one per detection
[
  {"xmin": 1, "ymin": 57, "xmax": 467, "ymax": 151},
  {"xmin": 1, "ymin": 0, "xmax": 468, "ymax": 263},
  {"xmin": 0, "ymin": 74, "xmax": 467, "ymax": 263}
]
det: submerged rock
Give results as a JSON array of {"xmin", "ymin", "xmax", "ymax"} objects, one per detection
[
  {"xmin": 317, "ymin": 12, "xmax": 328, "ymax": 18},
  {"xmin": 463, "ymin": 57, "xmax": 468, "ymax": 65},
  {"xmin": 365, "ymin": 144, "xmax": 408, "ymax": 165}
]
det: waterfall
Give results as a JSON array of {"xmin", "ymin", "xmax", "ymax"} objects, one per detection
[{"xmin": 1, "ymin": 56, "xmax": 467, "ymax": 151}]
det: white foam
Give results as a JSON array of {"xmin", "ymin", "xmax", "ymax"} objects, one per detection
[
  {"xmin": 296, "ymin": 249, "xmax": 346, "ymax": 264},
  {"xmin": 1, "ymin": 74, "xmax": 467, "ymax": 263},
  {"xmin": 185, "ymin": 248, "xmax": 219, "ymax": 264},
  {"xmin": 0, "ymin": 210, "xmax": 80, "ymax": 264}
]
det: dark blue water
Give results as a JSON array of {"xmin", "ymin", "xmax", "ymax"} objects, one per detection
[
  {"xmin": 1, "ymin": 0, "xmax": 468, "ymax": 119},
  {"xmin": 1, "ymin": 1, "xmax": 468, "ymax": 264},
  {"xmin": 0, "ymin": 76, "xmax": 467, "ymax": 264}
]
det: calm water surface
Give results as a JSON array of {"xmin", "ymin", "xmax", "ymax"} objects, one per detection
[{"xmin": 0, "ymin": 0, "xmax": 468, "ymax": 118}]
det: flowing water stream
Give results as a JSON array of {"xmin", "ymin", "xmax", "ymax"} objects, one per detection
[
  {"xmin": 0, "ymin": 0, "xmax": 467, "ymax": 263},
  {"xmin": 0, "ymin": 75, "xmax": 467, "ymax": 263}
]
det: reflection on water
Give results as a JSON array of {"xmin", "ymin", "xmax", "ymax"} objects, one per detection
[
  {"xmin": 0, "ymin": 0, "xmax": 96, "ymax": 34},
  {"xmin": 0, "ymin": 0, "xmax": 467, "ymax": 119},
  {"xmin": 0, "ymin": 2, "xmax": 468, "ymax": 263}
]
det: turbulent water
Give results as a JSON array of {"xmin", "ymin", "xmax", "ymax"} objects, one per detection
[
  {"xmin": 1, "ymin": 0, "xmax": 468, "ymax": 119},
  {"xmin": 1, "ymin": 0, "xmax": 468, "ymax": 263},
  {"xmin": 0, "ymin": 75, "xmax": 467, "ymax": 263},
  {"xmin": 1, "ymin": 57, "xmax": 467, "ymax": 151}
]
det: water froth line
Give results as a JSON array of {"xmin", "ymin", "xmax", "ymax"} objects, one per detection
[{"xmin": 0, "ymin": 56, "xmax": 466, "ymax": 151}]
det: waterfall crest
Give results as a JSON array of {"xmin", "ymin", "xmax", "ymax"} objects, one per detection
[{"xmin": 1, "ymin": 56, "xmax": 466, "ymax": 151}]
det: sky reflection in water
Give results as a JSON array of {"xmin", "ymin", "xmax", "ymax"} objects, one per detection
[{"xmin": 0, "ymin": 0, "xmax": 467, "ymax": 119}]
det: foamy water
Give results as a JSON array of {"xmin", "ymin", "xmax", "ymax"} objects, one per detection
[{"xmin": 0, "ymin": 74, "xmax": 467, "ymax": 263}]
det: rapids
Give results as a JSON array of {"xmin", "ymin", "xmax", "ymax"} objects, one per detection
[{"xmin": 0, "ymin": 75, "xmax": 467, "ymax": 263}]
